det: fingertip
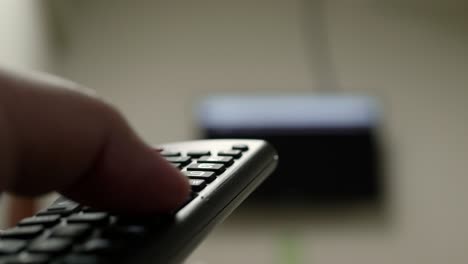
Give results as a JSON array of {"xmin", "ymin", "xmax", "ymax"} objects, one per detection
[
  {"xmin": 0, "ymin": 69, "xmax": 190, "ymax": 213},
  {"xmin": 61, "ymin": 140, "xmax": 191, "ymax": 214},
  {"xmin": 142, "ymin": 149, "xmax": 191, "ymax": 211}
]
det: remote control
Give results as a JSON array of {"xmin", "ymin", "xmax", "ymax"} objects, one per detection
[{"xmin": 0, "ymin": 139, "xmax": 278, "ymax": 264}]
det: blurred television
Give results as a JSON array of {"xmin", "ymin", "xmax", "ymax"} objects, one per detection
[{"xmin": 196, "ymin": 95, "xmax": 383, "ymax": 206}]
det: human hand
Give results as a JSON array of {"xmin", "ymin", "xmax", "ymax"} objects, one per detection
[{"xmin": 0, "ymin": 68, "xmax": 190, "ymax": 214}]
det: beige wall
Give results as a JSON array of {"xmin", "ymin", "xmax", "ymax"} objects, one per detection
[
  {"xmin": 0, "ymin": 0, "xmax": 52, "ymax": 70},
  {"xmin": 325, "ymin": 2, "xmax": 468, "ymax": 263},
  {"xmin": 52, "ymin": 0, "xmax": 318, "ymax": 143}
]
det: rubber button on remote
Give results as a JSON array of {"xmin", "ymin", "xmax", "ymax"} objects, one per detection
[
  {"xmin": 50, "ymin": 224, "xmax": 92, "ymax": 239},
  {"xmin": 218, "ymin": 150, "xmax": 242, "ymax": 159},
  {"xmin": 0, "ymin": 240, "xmax": 27, "ymax": 255},
  {"xmin": 232, "ymin": 144, "xmax": 249, "ymax": 151},
  {"xmin": 100, "ymin": 225, "xmax": 148, "ymax": 240},
  {"xmin": 37, "ymin": 202, "xmax": 80, "ymax": 217},
  {"xmin": 5, "ymin": 253, "xmax": 51, "ymax": 264},
  {"xmin": 28, "ymin": 238, "xmax": 73, "ymax": 254},
  {"xmin": 0, "ymin": 226, "xmax": 44, "ymax": 239},
  {"xmin": 186, "ymin": 163, "xmax": 225, "ymax": 175},
  {"xmin": 187, "ymin": 151, "xmax": 211, "ymax": 158},
  {"xmin": 61, "ymin": 254, "xmax": 102, "ymax": 264},
  {"xmin": 183, "ymin": 171, "xmax": 216, "ymax": 183},
  {"xmin": 160, "ymin": 151, "xmax": 180, "ymax": 157},
  {"xmin": 198, "ymin": 156, "xmax": 233, "ymax": 166},
  {"xmin": 18, "ymin": 215, "xmax": 60, "ymax": 227},
  {"xmin": 81, "ymin": 207, "xmax": 104, "ymax": 213},
  {"xmin": 189, "ymin": 179, "xmax": 207, "ymax": 192},
  {"xmin": 67, "ymin": 213, "xmax": 109, "ymax": 225},
  {"xmin": 75, "ymin": 239, "xmax": 121, "ymax": 254}
]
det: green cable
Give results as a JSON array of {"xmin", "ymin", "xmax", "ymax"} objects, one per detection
[{"xmin": 276, "ymin": 231, "xmax": 303, "ymax": 264}]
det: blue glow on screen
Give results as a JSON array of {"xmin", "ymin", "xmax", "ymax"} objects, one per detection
[{"xmin": 198, "ymin": 95, "xmax": 380, "ymax": 129}]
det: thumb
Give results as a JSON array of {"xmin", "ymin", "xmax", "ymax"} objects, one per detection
[{"xmin": 0, "ymin": 69, "xmax": 189, "ymax": 213}]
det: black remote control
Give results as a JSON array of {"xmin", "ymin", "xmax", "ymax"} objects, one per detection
[{"xmin": 0, "ymin": 139, "xmax": 278, "ymax": 264}]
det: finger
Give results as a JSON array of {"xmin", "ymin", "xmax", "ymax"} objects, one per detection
[{"xmin": 0, "ymin": 69, "xmax": 190, "ymax": 213}]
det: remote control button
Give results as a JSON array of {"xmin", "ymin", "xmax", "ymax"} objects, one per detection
[
  {"xmin": 36, "ymin": 202, "xmax": 80, "ymax": 216},
  {"xmin": 4, "ymin": 253, "xmax": 51, "ymax": 264},
  {"xmin": 48, "ymin": 201, "xmax": 79, "ymax": 211},
  {"xmin": 187, "ymin": 163, "xmax": 225, "ymax": 175},
  {"xmin": 67, "ymin": 213, "xmax": 109, "ymax": 225},
  {"xmin": 113, "ymin": 214, "xmax": 169, "ymax": 227},
  {"xmin": 232, "ymin": 144, "xmax": 249, "ymax": 151},
  {"xmin": 36, "ymin": 209, "xmax": 74, "ymax": 217},
  {"xmin": 218, "ymin": 150, "xmax": 242, "ymax": 159},
  {"xmin": 28, "ymin": 238, "xmax": 73, "ymax": 254},
  {"xmin": 183, "ymin": 171, "xmax": 216, "ymax": 183},
  {"xmin": 0, "ymin": 226, "xmax": 44, "ymax": 239},
  {"xmin": 165, "ymin": 156, "xmax": 191, "ymax": 165},
  {"xmin": 160, "ymin": 151, "xmax": 180, "ymax": 157},
  {"xmin": 198, "ymin": 156, "xmax": 234, "ymax": 166},
  {"xmin": 18, "ymin": 215, "xmax": 61, "ymax": 227},
  {"xmin": 80, "ymin": 207, "xmax": 104, "ymax": 213},
  {"xmin": 100, "ymin": 225, "xmax": 147, "ymax": 240},
  {"xmin": 50, "ymin": 224, "xmax": 92, "ymax": 239},
  {"xmin": 0, "ymin": 240, "xmax": 27, "ymax": 255},
  {"xmin": 61, "ymin": 254, "xmax": 102, "ymax": 264},
  {"xmin": 47, "ymin": 199, "xmax": 78, "ymax": 210},
  {"xmin": 75, "ymin": 239, "xmax": 121, "ymax": 254},
  {"xmin": 186, "ymin": 151, "xmax": 211, "ymax": 158},
  {"xmin": 189, "ymin": 179, "xmax": 207, "ymax": 192}
]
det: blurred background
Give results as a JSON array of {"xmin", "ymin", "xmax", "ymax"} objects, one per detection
[{"xmin": 1, "ymin": 0, "xmax": 468, "ymax": 263}]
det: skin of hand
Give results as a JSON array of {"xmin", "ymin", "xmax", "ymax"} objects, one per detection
[{"xmin": 0, "ymin": 68, "xmax": 190, "ymax": 214}]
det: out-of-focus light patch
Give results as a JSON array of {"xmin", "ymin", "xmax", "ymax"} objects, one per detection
[
  {"xmin": 276, "ymin": 232, "xmax": 303, "ymax": 264},
  {"xmin": 198, "ymin": 95, "xmax": 381, "ymax": 130}
]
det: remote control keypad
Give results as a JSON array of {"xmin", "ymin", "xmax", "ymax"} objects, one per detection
[{"xmin": 0, "ymin": 143, "xmax": 250, "ymax": 264}]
